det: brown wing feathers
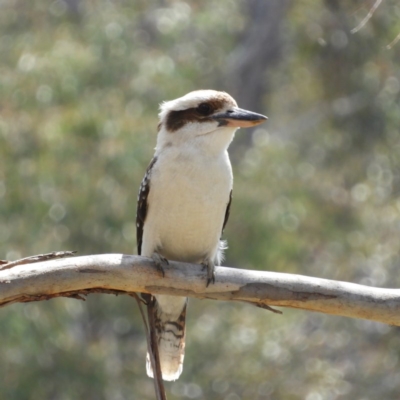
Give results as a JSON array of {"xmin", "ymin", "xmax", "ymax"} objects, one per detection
[
  {"xmin": 222, "ymin": 190, "xmax": 232, "ymax": 235},
  {"xmin": 136, "ymin": 157, "xmax": 157, "ymax": 255}
]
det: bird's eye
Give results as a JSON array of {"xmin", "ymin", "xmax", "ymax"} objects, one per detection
[{"xmin": 197, "ymin": 103, "xmax": 212, "ymax": 116}]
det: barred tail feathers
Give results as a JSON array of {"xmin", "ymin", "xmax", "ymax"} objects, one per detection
[{"xmin": 146, "ymin": 295, "xmax": 187, "ymax": 381}]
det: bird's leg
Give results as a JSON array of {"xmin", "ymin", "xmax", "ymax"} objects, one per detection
[
  {"xmin": 201, "ymin": 259, "xmax": 215, "ymax": 287},
  {"xmin": 151, "ymin": 251, "xmax": 169, "ymax": 277}
]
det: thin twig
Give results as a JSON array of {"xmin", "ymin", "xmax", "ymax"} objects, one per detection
[
  {"xmin": 133, "ymin": 293, "xmax": 167, "ymax": 400},
  {"xmin": 387, "ymin": 32, "xmax": 400, "ymax": 49},
  {"xmin": 0, "ymin": 288, "xmax": 128, "ymax": 308},
  {"xmin": 351, "ymin": 0, "xmax": 382, "ymax": 34},
  {"xmin": 0, "ymin": 251, "xmax": 77, "ymax": 271},
  {"xmin": 255, "ymin": 303, "xmax": 283, "ymax": 314},
  {"xmin": 147, "ymin": 296, "xmax": 168, "ymax": 400}
]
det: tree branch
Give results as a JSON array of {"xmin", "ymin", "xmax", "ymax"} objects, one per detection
[
  {"xmin": 1, "ymin": 254, "xmax": 400, "ymax": 326},
  {"xmin": 350, "ymin": 0, "xmax": 382, "ymax": 34}
]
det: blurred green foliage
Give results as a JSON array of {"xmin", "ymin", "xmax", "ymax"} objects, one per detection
[{"xmin": 1, "ymin": 0, "xmax": 400, "ymax": 399}]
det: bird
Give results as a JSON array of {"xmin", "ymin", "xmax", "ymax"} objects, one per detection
[{"xmin": 136, "ymin": 90, "xmax": 267, "ymax": 381}]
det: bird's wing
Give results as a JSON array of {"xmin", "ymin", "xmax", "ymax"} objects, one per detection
[
  {"xmin": 136, "ymin": 157, "xmax": 158, "ymax": 255},
  {"xmin": 222, "ymin": 190, "xmax": 232, "ymax": 234}
]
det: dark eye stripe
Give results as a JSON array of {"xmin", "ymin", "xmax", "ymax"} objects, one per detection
[{"xmin": 165, "ymin": 99, "xmax": 227, "ymax": 132}]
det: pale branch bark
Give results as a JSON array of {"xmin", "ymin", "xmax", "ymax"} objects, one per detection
[{"xmin": 1, "ymin": 254, "xmax": 400, "ymax": 326}]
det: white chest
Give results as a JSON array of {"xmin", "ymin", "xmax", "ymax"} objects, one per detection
[{"xmin": 142, "ymin": 149, "xmax": 232, "ymax": 262}]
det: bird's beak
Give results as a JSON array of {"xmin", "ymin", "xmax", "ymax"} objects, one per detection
[{"xmin": 212, "ymin": 107, "xmax": 268, "ymax": 128}]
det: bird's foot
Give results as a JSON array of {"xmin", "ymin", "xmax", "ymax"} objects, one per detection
[
  {"xmin": 151, "ymin": 251, "xmax": 169, "ymax": 277},
  {"xmin": 201, "ymin": 260, "xmax": 215, "ymax": 287}
]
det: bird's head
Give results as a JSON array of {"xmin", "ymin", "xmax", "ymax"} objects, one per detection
[{"xmin": 156, "ymin": 90, "xmax": 267, "ymax": 154}]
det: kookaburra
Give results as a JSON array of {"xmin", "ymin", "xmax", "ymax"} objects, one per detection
[{"xmin": 136, "ymin": 90, "xmax": 267, "ymax": 381}]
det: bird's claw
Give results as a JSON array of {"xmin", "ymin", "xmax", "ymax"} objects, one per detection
[
  {"xmin": 202, "ymin": 260, "xmax": 215, "ymax": 287},
  {"xmin": 151, "ymin": 252, "xmax": 169, "ymax": 277}
]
